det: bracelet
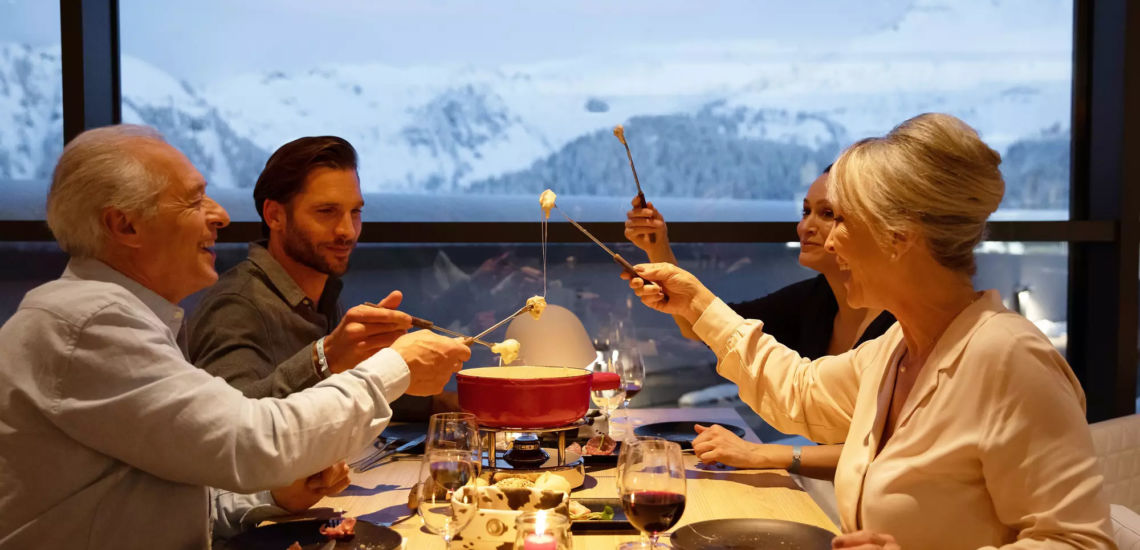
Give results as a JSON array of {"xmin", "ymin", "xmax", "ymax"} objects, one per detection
[
  {"xmin": 315, "ymin": 336, "xmax": 330, "ymax": 378},
  {"xmin": 788, "ymin": 445, "xmax": 802, "ymax": 474}
]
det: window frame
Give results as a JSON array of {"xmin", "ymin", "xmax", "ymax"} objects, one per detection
[{"xmin": 7, "ymin": 0, "xmax": 1128, "ymax": 420}]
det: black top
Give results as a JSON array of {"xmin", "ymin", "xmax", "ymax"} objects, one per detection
[{"xmin": 730, "ymin": 274, "xmax": 896, "ymax": 359}]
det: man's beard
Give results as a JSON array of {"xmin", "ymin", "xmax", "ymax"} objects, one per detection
[{"xmin": 283, "ymin": 228, "xmax": 353, "ymax": 277}]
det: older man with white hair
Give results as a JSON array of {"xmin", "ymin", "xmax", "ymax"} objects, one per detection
[{"xmin": 0, "ymin": 124, "xmax": 472, "ymax": 550}]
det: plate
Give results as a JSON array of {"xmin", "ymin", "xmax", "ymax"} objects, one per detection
[
  {"xmin": 223, "ymin": 519, "xmax": 402, "ymax": 550},
  {"xmin": 671, "ymin": 518, "xmax": 835, "ymax": 549},
  {"xmin": 569, "ymin": 498, "xmax": 637, "ymax": 533},
  {"xmin": 575, "ymin": 440, "xmax": 622, "ymax": 465},
  {"xmin": 633, "ymin": 421, "xmax": 747, "ymax": 448}
]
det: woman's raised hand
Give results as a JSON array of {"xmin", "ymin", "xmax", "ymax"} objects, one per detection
[
  {"xmin": 625, "ymin": 198, "xmax": 669, "ymax": 254},
  {"xmin": 621, "ymin": 263, "xmax": 716, "ymax": 322}
]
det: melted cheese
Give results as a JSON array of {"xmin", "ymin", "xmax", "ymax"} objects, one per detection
[
  {"xmin": 526, "ymin": 295, "xmax": 547, "ymax": 320},
  {"xmin": 491, "ymin": 338, "xmax": 521, "ymax": 365},
  {"xmin": 539, "ymin": 189, "xmax": 557, "ymax": 220},
  {"xmin": 612, "ymin": 124, "xmax": 626, "ymax": 145}
]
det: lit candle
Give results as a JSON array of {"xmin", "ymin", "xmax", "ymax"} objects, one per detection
[
  {"xmin": 523, "ymin": 533, "xmax": 556, "ymax": 550},
  {"xmin": 523, "ymin": 511, "xmax": 557, "ymax": 550}
]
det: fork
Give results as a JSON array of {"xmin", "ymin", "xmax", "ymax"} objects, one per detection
[{"xmin": 348, "ymin": 436, "xmax": 397, "ymax": 470}]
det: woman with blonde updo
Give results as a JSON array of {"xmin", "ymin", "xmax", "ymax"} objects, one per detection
[{"xmin": 622, "ymin": 113, "xmax": 1112, "ymax": 549}]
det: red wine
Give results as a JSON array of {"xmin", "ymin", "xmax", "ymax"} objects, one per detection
[
  {"xmin": 623, "ymin": 383, "xmax": 642, "ymax": 400},
  {"xmin": 621, "ymin": 491, "xmax": 685, "ymax": 533}
]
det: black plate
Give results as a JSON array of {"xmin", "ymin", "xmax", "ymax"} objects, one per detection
[
  {"xmin": 671, "ymin": 518, "xmax": 835, "ymax": 549},
  {"xmin": 634, "ymin": 421, "xmax": 746, "ymax": 448},
  {"xmin": 569, "ymin": 498, "xmax": 637, "ymax": 533},
  {"xmin": 223, "ymin": 519, "xmax": 402, "ymax": 550}
]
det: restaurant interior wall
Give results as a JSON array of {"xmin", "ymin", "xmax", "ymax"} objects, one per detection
[{"xmin": 0, "ymin": 0, "xmax": 1135, "ymax": 421}]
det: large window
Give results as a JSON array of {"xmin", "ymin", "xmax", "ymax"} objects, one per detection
[
  {"xmin": 119, "ymin": 0, "xmax": 1072, "ymax": 222},
  {"xmin": 0, "ymin": 1, "xmax": 63, "ymax": 220},
  {"xmin": 4, "ymin": 0, "xmax": 1135, "ymax": 421}
]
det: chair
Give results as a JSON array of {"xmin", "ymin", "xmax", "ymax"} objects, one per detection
[{"xmin": 1089, "ymin": 414, "xmax": 1140, "ymax": 548}]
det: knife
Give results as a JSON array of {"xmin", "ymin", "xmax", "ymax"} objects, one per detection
[
  {"xmin": 356, "ymin": 434, "xmax": 427, "ymax": 472},
  {"xmin": 318, "ymin": 540, "xmax": 337, "ymax": 550}
]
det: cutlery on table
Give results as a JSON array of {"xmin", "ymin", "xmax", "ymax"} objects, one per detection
[
  {"xmin": 347, "ymin": 436, "xmax": 396, "ymax": 470},
  {"xmin": 356, "ymin": 434, "xmax": 427, "ymax": 472}
]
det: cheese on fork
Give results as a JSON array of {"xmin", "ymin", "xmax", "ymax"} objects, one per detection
[
  {"xmin": 612, "ymin": 124, "xmax": 626, "ymax": 144},
  {"xmin": 526, "ymin": 295, "xmax": 547, "ymax": 320},
  {"xmin": 491, "ymin": 338, "xmax": 521, "ymax": 365},
  {"xmin": 539, "ymin": 189, "xmax": 557, "ymax": 220}
]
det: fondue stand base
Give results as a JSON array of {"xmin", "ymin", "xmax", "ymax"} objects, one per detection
[{"xmin": 479, "ymin": 420, "xmax": 587, "ymax": 489}]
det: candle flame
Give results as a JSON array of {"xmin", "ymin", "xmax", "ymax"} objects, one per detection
[{"xmin": 535, "ymin": 510, "xmax": 547, "ymax": 535}]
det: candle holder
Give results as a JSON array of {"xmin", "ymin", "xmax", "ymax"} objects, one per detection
[{"xmin": 513, "ymin": 511, "xmax": 572, "ymax": 550}]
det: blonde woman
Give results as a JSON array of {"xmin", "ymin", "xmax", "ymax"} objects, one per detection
[{"xmin": 623, "ymin": 113, "xmax": 1112, "ymax": 549}]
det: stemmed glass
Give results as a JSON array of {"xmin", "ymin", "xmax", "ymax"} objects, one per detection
[
  {"xmin": 589, "ymin": 345, "xmax": 626, "ymax": 436},
  {"xmin": 415, "ymin": 413, "xmax": 481, "ymax": 548},
  {"xmin": 617, "ymin": 439, "xmax": 687, "ymax": 549},
  {"xmin": 616, "ymin": 345, "xmax": 645, "ymax": 410}
]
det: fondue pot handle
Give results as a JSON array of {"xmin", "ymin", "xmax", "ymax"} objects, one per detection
[{"xmin": 589, "ymin": 371, "xmax": 621, "ymax": 391}]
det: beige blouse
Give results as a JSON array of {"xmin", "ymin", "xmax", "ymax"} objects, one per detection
[{"xmin": 692, "ymin": 290, "xmax": 1114, "ymax": 549}]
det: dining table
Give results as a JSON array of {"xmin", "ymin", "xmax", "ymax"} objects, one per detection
[{"xmin": 315, "ymin": 406, "xmax": 839, "ymax": 549}]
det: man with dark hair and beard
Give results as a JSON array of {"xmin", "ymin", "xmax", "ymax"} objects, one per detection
[{"xmin": 188, "ymin": 136, "xmax": 442, "ymax": 417}]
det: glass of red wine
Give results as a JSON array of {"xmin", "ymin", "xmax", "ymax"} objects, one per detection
[
  {"xmin": 617, "ymin": 439, "xmax": 686, "ymax": 549},
  {"xmin": 617, "ymin": 345, "xmax": 645, "ymax": 410}
]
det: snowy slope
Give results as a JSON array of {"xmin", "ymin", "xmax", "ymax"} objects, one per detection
[
  {"xmin": 1, "ymin": 0, "xmax": 1073, "ymax": 206},
  {"xmin": 0, "ymin": 44, "xmax": 63, "ymax": 181}
]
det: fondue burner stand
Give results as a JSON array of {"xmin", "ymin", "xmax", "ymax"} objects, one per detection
[{"xmin": 479, "ymin": 419, "xmax": 587, "ymax": 488}]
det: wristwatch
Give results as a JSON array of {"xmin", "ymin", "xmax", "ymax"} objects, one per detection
[
  {"xmin": 788, "ymin": 445, "xmax": 802, "ymax": 474},
  {"xmin": 314, "ymin": 336, "xmax": 330, "ymax": 378}
]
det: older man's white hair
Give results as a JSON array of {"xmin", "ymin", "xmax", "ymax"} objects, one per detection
[{"xmin": 46, "ymin": 124, "xmax": 171, "ymax": 258}]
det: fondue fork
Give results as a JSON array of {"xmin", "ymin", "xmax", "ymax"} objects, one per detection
[
  {"xmin": 558, "ymin": 208, "xmax": 639, "ymax": 278},
  {"xmin": 613, "ymin": 124, "xmax": 655, "ymax": 243},
  {"xmin": 558, "ymin": 208, "xmax": 668, "ymax": 303},
  {"xmin": 471, "ymin": 303, "xmax": 533, "ymax": 342},
  {"xmin": 361, "ymin": 302, "xmax": 495, "ymax": 349},
  {"xmin": 410, "ymin": 317, "xmax": 496, "ymax": 349}
]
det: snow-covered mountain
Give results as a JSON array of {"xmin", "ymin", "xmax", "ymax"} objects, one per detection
[
  {"xmin": 0, "ymin": 44, "xmax": 63, "ymax": 182},
  {"xmin": 0, "ymin": 0, "xmax": 1073, "ymax": 210}
]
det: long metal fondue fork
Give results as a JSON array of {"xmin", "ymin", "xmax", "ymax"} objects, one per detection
[
  {"xmin": 558, "ymin": 209, "xmax": 639, "ymax": 277},
  {"xmin": 470, "ymin": 303, "xmax": 533, "ymax": 342},
  {"xmin": 361, "ymin": 302, "xmax": 495, "ymax": 349},
  {"xmin": 558, "ymin": 207, "xmax": 668, "ymax": 303}
]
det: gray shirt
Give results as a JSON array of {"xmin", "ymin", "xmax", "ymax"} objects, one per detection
[
  {"xmin": 188, "ymin": 241, "xmax": 431, "ymax": 417},
  {"xmin": 0, "ymin": 258, "xmax": 409, "ymax": 550}
]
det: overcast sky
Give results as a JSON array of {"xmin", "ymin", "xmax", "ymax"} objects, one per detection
[{"xmin": 3, "ymin": 0, "xmax": 917, "ymax": 85}]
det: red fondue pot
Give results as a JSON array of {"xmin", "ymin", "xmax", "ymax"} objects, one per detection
[{"xmin": 456, "ymin": 366, "xmax": 621, "ymax": 428}]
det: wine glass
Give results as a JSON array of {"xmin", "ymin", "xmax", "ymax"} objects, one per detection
[
  {"xmin": 426, "ymin": 412, "xmax": 481, "ymax": 456},
  {"xmin": 415, "ymin": 449, "xmax": 478, "ymax": 548},
  {"xmin": 589, "ymin": 347, "xmax": 625, "ymax": 436},
  {"xmin": 417, "ymin": 412, "xmax": 482, "ymax": 547},
  {"xmin": 617, "ymin": 439, "xmax": 686, "ymax": 549},
  {"xmin": 616, "ymin": 345, "xmax": 645, "ymax": 410}
]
